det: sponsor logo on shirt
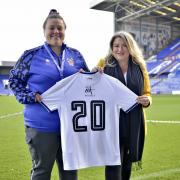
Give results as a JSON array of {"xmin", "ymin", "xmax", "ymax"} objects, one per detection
[{"xmin": 85, "ymin": 86, "xmax": 95, "ymax": 96}]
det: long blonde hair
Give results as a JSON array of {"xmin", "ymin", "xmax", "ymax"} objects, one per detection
[{"xmin": 106, "ymin": 31, "xmax": 147, "ymax": 72}]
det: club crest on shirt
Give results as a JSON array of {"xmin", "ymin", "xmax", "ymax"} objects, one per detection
[
  {"xmin": 67, "ymin": 58, "xmax": 74, "ymax": 66},
  {"xmin": 85, "ymin": 86, "xmax": 95, "ymax": 96}
]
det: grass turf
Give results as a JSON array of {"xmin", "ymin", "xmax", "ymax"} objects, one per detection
[{"xmin": 0, "ymin": 95, "xmax": 180, "ymax": 179}]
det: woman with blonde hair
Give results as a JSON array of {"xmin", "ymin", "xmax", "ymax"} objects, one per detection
[{"xmin": 97, "ymin": 31, "xmax": 152, "ymax": 180}]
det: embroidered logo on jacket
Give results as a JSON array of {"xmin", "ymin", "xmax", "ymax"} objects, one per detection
[{"xmin": 67, "ymin": 58, "xmax": 74, "ymax": 66}]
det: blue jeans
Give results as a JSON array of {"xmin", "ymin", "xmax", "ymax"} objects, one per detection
[{"xmin": 25, "ymin": 126, "xmax": 77, "ymax": 180}]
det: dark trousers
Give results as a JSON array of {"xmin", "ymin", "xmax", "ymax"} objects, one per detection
[
  {"xmin": 25, "ymin": 127, "xmax": 77, "ymax": 180},
  {"xmin": 105, "ymin": 142, "xmax": 132, "ymax": 180}
]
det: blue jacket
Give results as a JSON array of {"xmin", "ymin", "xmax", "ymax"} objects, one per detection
[{"xmin": 9, "ymin": 43, "xmax": 89, "ymax": 132}]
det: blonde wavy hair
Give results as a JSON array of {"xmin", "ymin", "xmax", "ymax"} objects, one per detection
[{"xmin": 106, "ymin": 31, "xmax": 147, "ymax": 72}]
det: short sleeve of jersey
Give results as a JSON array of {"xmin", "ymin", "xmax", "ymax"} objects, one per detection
[
  {"xmin": 41, "ymin": 73, "xmax": 78, "ymax": 111},
  {"xmin": 105, "ymin": 74, "xmax": 138, "ymax": 112}
]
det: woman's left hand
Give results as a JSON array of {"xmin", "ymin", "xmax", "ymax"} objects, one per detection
[{"xmin": 137, "ymin": 95, "xmax": 150, "ymax": 107}]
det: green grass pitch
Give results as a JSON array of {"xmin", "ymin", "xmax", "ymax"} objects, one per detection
[{"xmin": 0, "ymin": 95, "xmax": 180, "ymax": 180}]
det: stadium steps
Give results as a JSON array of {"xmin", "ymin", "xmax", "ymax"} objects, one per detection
[
  {"xmin": 147, "ymin": 38, "xmax": 180, "ymax": 94},
  {"xmin": 150, "ymin": 78, "xmax": 163, "ymax": 88},
  {"xmin": 157, "ymin": 38, "xmax": 180, "ymax": 60},
  {"xmin": 153, "ymin": 60, "xmax": 179, "ymax": 79},
  {"xmin": 163, "ymin": 47, "xmax": 180, "ymax": 61}
]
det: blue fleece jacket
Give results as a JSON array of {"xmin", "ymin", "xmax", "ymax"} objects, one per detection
[{"xmin": 9, "ymin": 42, "xmax": 89, "ymax": 132}]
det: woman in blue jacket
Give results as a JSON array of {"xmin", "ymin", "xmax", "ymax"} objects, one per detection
[{"xmin": 9, "ymin": 9, "xmax": 89, "ymax": 180}]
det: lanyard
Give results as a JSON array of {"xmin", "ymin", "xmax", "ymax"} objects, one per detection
[{"xmin": 44, "ymin": 43, "xmax": 66, "ymax": 78}]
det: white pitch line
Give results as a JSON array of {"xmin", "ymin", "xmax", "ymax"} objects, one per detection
[
  {"xmin": 0, "ymin": 112, "xmax": 23, "ymax": 119},
  {"xmin": 147, "ymin": 120, "xmax": 180, "ymax": 124},
  {"xmin": 0, "ymin": 113, "xmax": 180, "ymax": 124},
  {"xmin": 132, "ymin": 168, "xmax": 180, "ymax": 180}
]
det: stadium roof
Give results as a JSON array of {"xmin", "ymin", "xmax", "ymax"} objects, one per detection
[
  {"xmin": 0, "ymin": 61, "xmax": 16, "ymax": 67},
  {"xmin": 90, "ymin": 0, "xmax": 180, "ymax": 25}
]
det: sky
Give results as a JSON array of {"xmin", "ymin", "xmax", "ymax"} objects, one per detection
[{"xmin": 0, "ymin": 0, "xmax": 114, "ymax": 69}]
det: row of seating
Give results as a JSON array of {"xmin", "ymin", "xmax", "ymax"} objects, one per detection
[{"xmin": 147, "ymin": 37, "xmax": 180, "ymax": 94}]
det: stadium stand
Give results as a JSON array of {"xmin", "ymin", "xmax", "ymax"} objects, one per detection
[
  {"xmin": 90, "ymin": 0, "xmax": 180, "ymax": 94},
  {"xmin": 148, "ymin": 59, "xmax": 179, "ymax": 78},
  {"xmin": 146, "ymin": 38, "xmax": 180, "ymax": 94},
  {"xmin": 157, "ymin": 37, "xmax": 180, "ymax": 60},
  {"xmin": 151, "ymin": 77, "xmax": 180, "ymax": 94},
  {"xmin": 0, "ymin": 61, "xmax": 15, "ymax": 95},
  {"xmin": 0, "ymin": 75, "xmax": 11, "ymax": 95}
]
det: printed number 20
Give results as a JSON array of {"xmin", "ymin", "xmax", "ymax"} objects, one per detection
[{"xmin": 71, "ymin": 100, "xmax": 105, "ymax": 132}]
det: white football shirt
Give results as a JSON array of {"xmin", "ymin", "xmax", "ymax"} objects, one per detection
[{"xmin": 42, "ymin": 71, "xmax": 138, "ymax": 170}]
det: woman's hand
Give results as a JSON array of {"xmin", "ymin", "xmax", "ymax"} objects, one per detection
[
  {"xmin": 137, "ymin": 95, "xmax": 150, "ymax": 107},
  {"xmin": 79, "ymin": 68, "xmax": 85, "ymax": 73},
  {"xmin": 91, "ymin": 67, "xmax": 103, "ymax": 73},
  {"xmin": 35, "ymin": 93, "xmax": 42, "ymax": 103}
]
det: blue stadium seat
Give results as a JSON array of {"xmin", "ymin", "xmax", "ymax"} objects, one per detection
[{"xmin": 157, "ymin": 38, "xmax": 180, "ymax": 60}]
